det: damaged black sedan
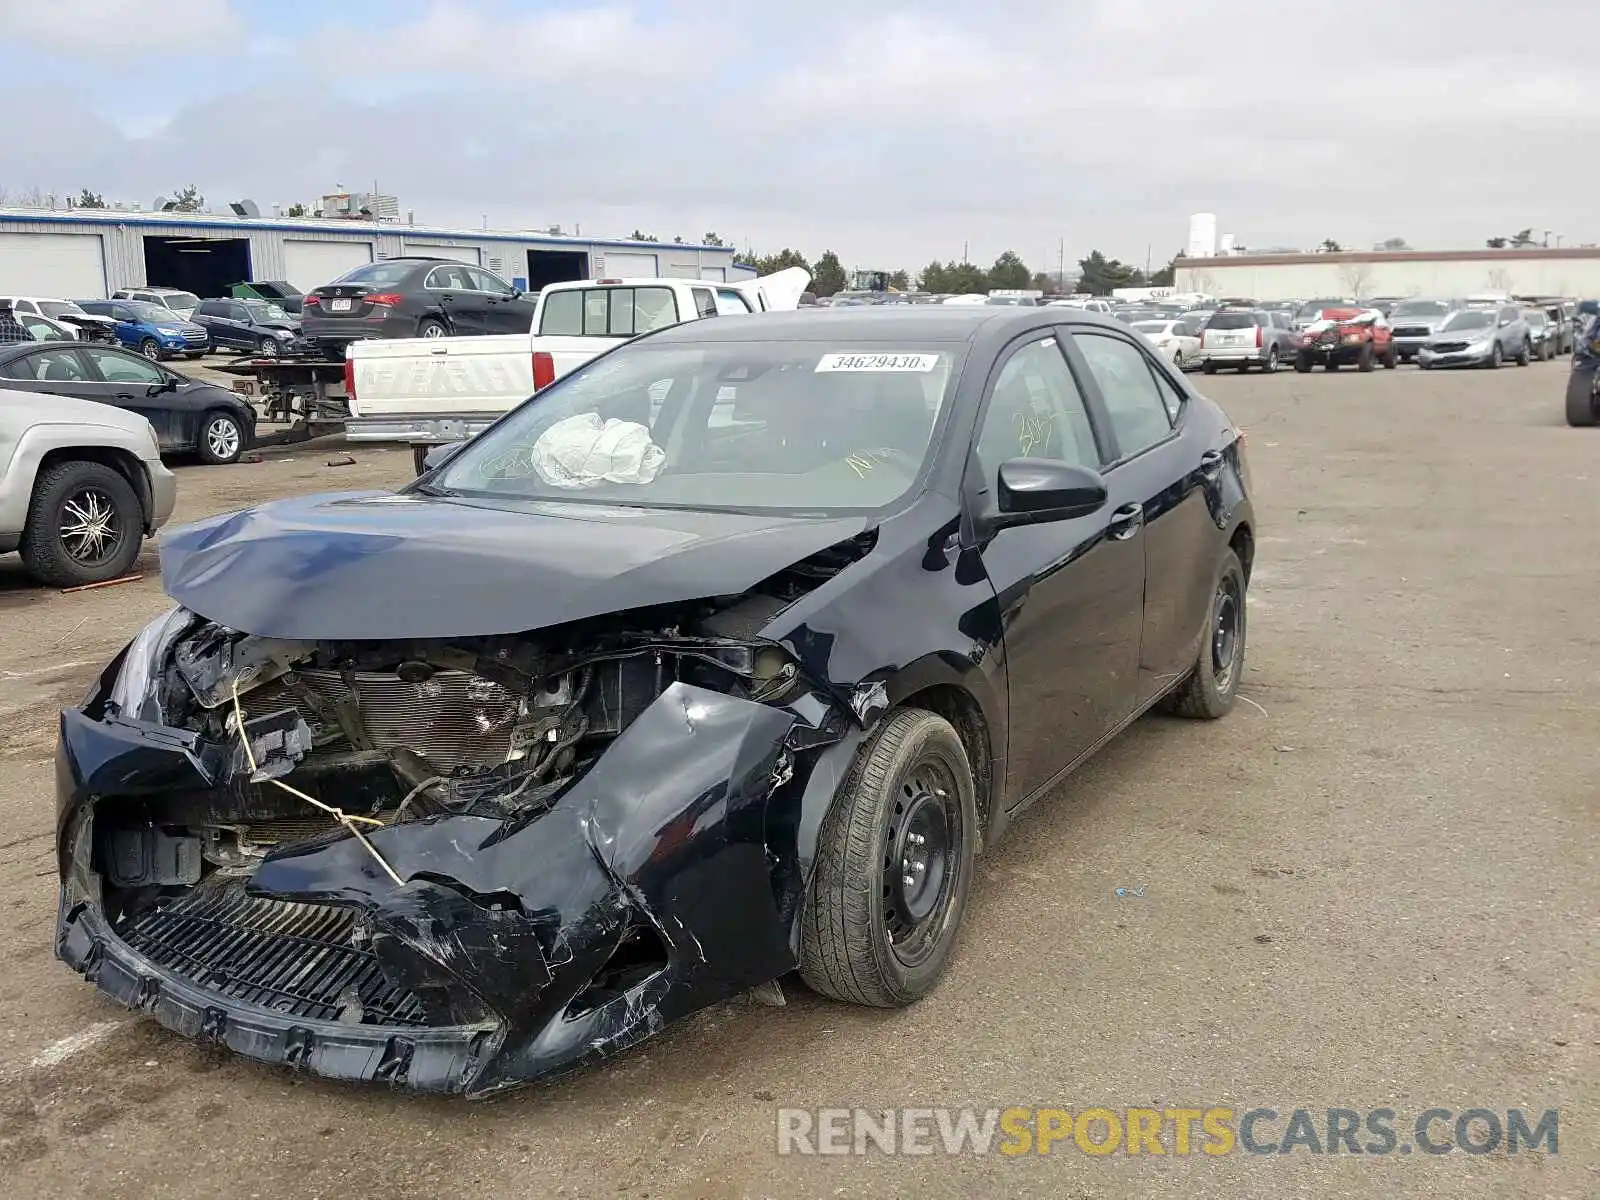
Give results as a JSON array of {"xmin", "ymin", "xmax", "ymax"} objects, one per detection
[{"xmin": 55, "ymin": 308, "xmax": 1254, "ymax": 1096}]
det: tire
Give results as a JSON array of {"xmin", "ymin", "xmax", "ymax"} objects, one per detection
[
  {"xmin": 1487, "ymin": 342, "xmax": 1502, "ymax": 369},
  {"xmin": 1516, "ymin": 339, "xmax": 1531, "ymax": 367},
  {"xmin": 1160, "ymin": 548, "xmax": 1246, "ymax": 720},
  {"xmin": 1356, "ymin": 343, "xmax": 1375, "ymax": 372},
  {"xmin": 1202, "ymin": 361, "xmax": 1217, "ymax": 375},
  {"xmin": 1294, "ymin": 352, "xmax": 1312, "ymax": 373},
  {"xmin": 799, "ymin": 709, "xmax": 978, "ymax": 1008},
  {"xmin": 412, "ymin": 444, "xmax": 432, "ymax": 475},
  {"xmin": 18, "ymin": 460, "xmax": 143, "ymax": 588},
  {"xmin": 258, "ymin": 336, "xmax": 280, "ymax": 358},
  {"xmin": 1382, "ymin": 345, "xmax": 1398, "ymax": 369},
  {"xmin": 1173, "ymin": 352, "xmax": 1185, "ymax": 371},
  {"xmin": 1566, "ymin": 376, "xmax": 1598, "ymax": 427},
  {"xmin": 197, "ymin": 410, "xmax": 246, "ymax": 465},
  {"xmin": 417, "ymin": 317, "xmax": 449, "ymax": 339},
  {"xmin": 138, "ymin": 338, "xmax": 161, "ymax": 361},
  {"xmin": 1263, "ymin": 346, "xmax": 1279, "ymax": 373}
]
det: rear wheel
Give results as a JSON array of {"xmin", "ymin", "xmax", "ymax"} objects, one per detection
[
  {"xmin": 1161, "ymin": 548, "xmax": 1246, "ymax": 720},
  {"xmin": 418, "ymin": 317, "xmax": 449, "ymax": 338},
  {"xmin": 1264, "ymin": 346, "xmax": 1279, "ymax": 373},
  {"xmin": 1202, "ymin": 361, "xmax": 1217, "ymax": 375},
  {"xmin": 197, "ymin": 410, "xmax": 246, "ymax": 465},
  {"xmin": 19, "ymin": 460, "xmax": 143, "ymax": 588},
  {"xmin": 799, "ymin": 709, "xmax": 977, "ymax": 1007}
]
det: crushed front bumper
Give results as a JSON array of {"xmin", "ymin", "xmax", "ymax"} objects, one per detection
[
  {"xmin": 55, "ymin": 682, "xmax": 813, "ymax": 1096},
  {"xmin": 1416, "ymin": 347, "xmax": 1493, "ymax": 368}
]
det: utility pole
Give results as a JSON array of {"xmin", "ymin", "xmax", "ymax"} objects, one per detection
[
  {"xmin": 1145, "ymin": 243, "xmax": 1152, "ymax": 278},
  {"xmin": 1058, "ymin": 237, "xmax": 1065, "ymax": 290},
  {"xmin": 962, "ymin": 240, "xmax": 968, "ymax": 263}
]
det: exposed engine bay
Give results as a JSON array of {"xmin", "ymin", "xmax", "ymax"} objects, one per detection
[{"xmin": 94, "ymin": 593, "xmax": 808, "ymax": 891}]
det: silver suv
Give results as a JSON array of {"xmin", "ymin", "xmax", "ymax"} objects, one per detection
[
  {"xmin": 0, "ymin": 387, "xmax": 178, "ymax": 586},
  {"xmin": 1417, "ymin": 306, "xmax": 1533, "ymax": 370}
]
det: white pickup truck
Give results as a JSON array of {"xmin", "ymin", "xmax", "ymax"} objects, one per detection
[{"xmin": 344, "ymin": 268, "xmax": 810, "ymax": 469}]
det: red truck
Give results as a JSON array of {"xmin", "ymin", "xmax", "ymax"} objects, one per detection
[{"xmin": 1293, "ymin": 307, "xmax": 1398, "ymax": 372}]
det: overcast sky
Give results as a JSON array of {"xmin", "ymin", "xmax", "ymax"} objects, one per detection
[{"xmin": 1, "ymin": 0, "xmax": 1595, "ymax": 273}]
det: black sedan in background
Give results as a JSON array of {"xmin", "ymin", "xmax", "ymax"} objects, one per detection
[
  {"xmin": 0, "ymin": 341, "xmax": 256, "ymax": 463},
  {"xmin": 53, "ymin": 307, "xmax": 1252, "ymax": 1096},
  {"xmin": 192, "ymin": 297, "xmax": 302, "ymax": 356},
  {"xmin": 301, "ymin": 257, "xmax": 537, "ymax": 358}
]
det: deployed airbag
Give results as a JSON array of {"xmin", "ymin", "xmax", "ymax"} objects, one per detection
[{"xmin": 532, "ymin": 414, "xmax": 665, "ymax": 488}]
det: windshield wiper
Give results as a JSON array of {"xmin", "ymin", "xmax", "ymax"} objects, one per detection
[{"xmin": 411, "ymin": 481, "xmax": 457, "ymax": 497}]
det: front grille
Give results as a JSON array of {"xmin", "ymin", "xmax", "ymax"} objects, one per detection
[
  {"xmin": 119, "ymin": 876, "xmax": 432, "ymax": 1026},
  {"xmin": 1431, "ymin": 341, "xmax": 1468, "ymax": 353},
  {"xmin": 1394, "ymin": 326, "xmax": 1431, "ymax": 338},
  {"xmin": 244, "ymin": 668, "xmax": 520, "ymax": 771}
]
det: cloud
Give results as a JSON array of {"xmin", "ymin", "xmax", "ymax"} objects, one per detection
[
  {"xmin": 2, "ymin": 0, "xmax": 243, "ymax": 54},
  {"xmin": 0, "ymin": 0, "xmax": 1595, "ymax": 269}
]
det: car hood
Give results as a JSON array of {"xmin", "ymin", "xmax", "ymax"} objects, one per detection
[
  {"xmin": 158, "ymin": 490, "xmax": 874, "ymax": 640},
  {"xmin": 1427, "ymin": 326, "xmax": 1492, "ymax": 342}
]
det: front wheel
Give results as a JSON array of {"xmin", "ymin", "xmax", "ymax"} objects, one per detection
[
  {"xmin": 1294, "ymin": 352, "xmax": 1313, "ymax": 373},
  {"xmin": 1488, "ymin": 342, "xmax": 1503, "ymax": 369},
  {"xmin": 1517, "ymin": 339, "xmax": 1531, "ymax": 367},
  {"xmin": 1566, "ymin": 376, "xmax": 1598, "ymax": 427},
  {"xmin": 258, "ymin": 336, "xmax": 280, "ymax": 358},
  {"xmin": 197, "ymin": 410, "xmax": 246, "ymax": 464},
  {"xmin": 800, "ymin": 709, "xmax": 977, "ymax": 1007},
  {"xmin": 1382, "ymin": 345, "xmax": 1398, "ymax": 368},
  {"xmin": 1161, "ymin": 548, "xmax": 1246, "ymax": 720},
  {"xmin": 138, "ymin": 338, "xmax": 161, "ymax": 361}
]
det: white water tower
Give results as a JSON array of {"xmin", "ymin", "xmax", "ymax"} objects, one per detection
[
  {"xmin": 1188, "ymin": 213, "xmax": 1218, "ymax": 258},
  {"xmin": 1219, "ymin": 233, "xmax": 1236, "ymax": 256}
]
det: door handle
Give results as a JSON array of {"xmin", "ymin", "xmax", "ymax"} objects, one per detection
[
  {"xmin": 115, "ymin": 392, "xmax": 136, "ymax": 400},
  {"xmin": 1108, "ymin": 502, "xmax": 1144, "ymax": 539}
]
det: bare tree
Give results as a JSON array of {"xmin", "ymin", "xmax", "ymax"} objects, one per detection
[{"xmin": 1339, "ymin": 262, "xmax": 1374, "ymax": 297}]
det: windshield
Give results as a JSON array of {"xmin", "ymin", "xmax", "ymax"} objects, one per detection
[
  {"xmin": 1391, "ymin": 301, "xmax": 1448, "ymax": 319},
  {"xmin": 1296, "ymin": 299, "xmax": 1347, "ymax": 318},
  {"xmin": 432, "ymin": 339, "xmax": 962, "ymax": 515},
  {"xmin": 1132, "ymin": 321, "xmax": 1172, "ymax": 335},
  {"xmin": 38, "ymin": 300, "xmax": 86, "ymax": 318},
  {"xmin": 123, "ymin": 301, "xmax": 183, "ymax": 323},
  {"xmin": 1524, "ymin": 311, "xmax": 1547, "ymax": 328},
  {"xmin": 252, "ymin": 282, "xmax": 300, "ymax": 299},
  {"xmin": 159, "ymin": 291, "xmax": 200, "ymax": 313},
  {"xmin": 242, "ymin": 300, "xmax": 293, "ymax": 322},
  {"xmin": 1440, "ymin": 311, "xmax": 1492, "ymax": 331}
]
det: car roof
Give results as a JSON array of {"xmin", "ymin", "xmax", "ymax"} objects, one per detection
[{"xmin": 640, "ymin": 306, "xmax": 1132, "ymax": 343}]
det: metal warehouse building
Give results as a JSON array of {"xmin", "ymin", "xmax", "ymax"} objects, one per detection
[
  {"xmin": 1175, "ymin": 247, "xmax": 1600, "ymax": 301},
  {"xmin": 0, "ymin": 209, "xmax": 743, "ymax": 300}
]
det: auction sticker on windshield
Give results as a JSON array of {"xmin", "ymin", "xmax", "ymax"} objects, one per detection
[{"xmin": 816, "ymin": 353, "xmax": 940, "ymax": 373}]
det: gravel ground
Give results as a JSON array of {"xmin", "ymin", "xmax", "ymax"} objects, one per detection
[{"xmin": 0, "ymin": 360, "xmax": 1594, "ymax": 1199}]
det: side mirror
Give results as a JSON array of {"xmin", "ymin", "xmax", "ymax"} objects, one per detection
[
  {"xmin": 994, "ymin": 458, "xmax": 1108, "ymax": 527},
  {"xmin": 507, "ymin": 289, "xmax": 523, "ymax": 301},
  {"xmin": 146, "ymin": 379, "xmax": 178, "ymax": 396},
  {"xmin": 421, "ymin": 441, "xmax": 466, "ymax": 473}
]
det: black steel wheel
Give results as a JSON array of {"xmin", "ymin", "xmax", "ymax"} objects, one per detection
[
  {"xmin": 800, "ymin": 709, "xmax": 977, "ymax": 1007},
  {"xmin": 19, "ymin": 460, "xmax": 142, "ymax": 587},
  {"xmin": 1161, "ymin": 548, "xmax": 1246, "ymax": 720}
]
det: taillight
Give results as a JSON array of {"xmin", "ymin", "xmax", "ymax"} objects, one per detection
[
  {"xmin": 303, "ymin": 294, "xmax": 321, "ymax": 306},
  {"xmin": 365, "ymin": 293, "xmax": 403, "ymax": 307},
  {"xmin": 532, "ymin": 351, "xmax": 555, "ymax": 391},
  {"xmin": 1255, "ymin": 325, "xmax": 1263, "ymax": 348},
  {"xmin": 342, "ymin": 357, "xmax": 355, "ymax": 401}
]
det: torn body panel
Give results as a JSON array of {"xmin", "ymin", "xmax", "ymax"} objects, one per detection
[{"xmin": 58, "ymin": 680, "xmax": 805, "ymax": 1096}]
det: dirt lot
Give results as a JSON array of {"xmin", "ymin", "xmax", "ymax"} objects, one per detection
[{"xmin": 0, "ymin": 361, "xmax": 1594, "ymax": 1199}]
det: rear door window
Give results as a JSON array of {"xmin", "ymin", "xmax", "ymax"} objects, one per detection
[
  {"xmin": 1071, "ymin": 331, "xmax": 1177, "ymax": 458},
  {"xmin": 1206, "ymin": 311, "xmax": 1258, "ymax": 331},
  {"xmin": 691, "ymin": 288, "xmax": 718, "ymax": 319},
  {"xmin": 714, "ymin": 288, "xmax": 752, "ymax": 315}
]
